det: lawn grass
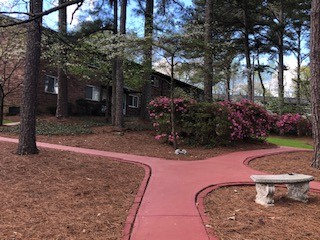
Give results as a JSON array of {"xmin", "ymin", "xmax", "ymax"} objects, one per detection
[{"xmin": 266, "ymin": 136, "xmax": 313, "ymax": 149}]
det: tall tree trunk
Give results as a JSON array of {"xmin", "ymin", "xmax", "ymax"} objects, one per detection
[
  {"xmin": 225, "ymin": 67, "xmax": 231, "ymax": 101},
  {"xmin": 277, "ymin": 4, "xmax": 285, "ymax": 114},
  {"xmin": 257, "ymin": 54, "xmax": 266, "ymax": 104},
  {"xmin": 170, "ymin": 55, "xmax": 178, "ymax": 149},
  {"xmin": 310, "ymin": 0, "xmax": 320, "ymax": 169},
  {"xmin": 17, "ymin": 0, "xmax": 43, "ymax": 155},
  {"xmin": 243, "ymin": 6, "xmax": 253, "ymax": 102},
  {"xmin": 0, "ymin": 87, "xmax": 4, "ymax": 126},
  {"xmin": 203, "ymin": 0, "xmax": 213, "ymax": 102},
  {"xmin": 296, "ymin": 27, "xmax": 302, "ymax": 107},
  {"xmin": 140, "ymin": 0, "xmax": 154, "ymax": 120},
  {"xmin": 56, "ymin": 0, "xmax": 69, "ymax": 118},
  {"xmin": 115, "ymin": 0, "xmax": 127, "ymax": 129},
  {"xmin": 111, "ymin": 0, "xmax": 118, "ymax": 125}
]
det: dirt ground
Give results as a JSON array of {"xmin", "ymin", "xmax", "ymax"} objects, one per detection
[
  {"xmin": 0, "ymin": 142, "xmax": 144, "ymax": 240},
  {"xmin": 205, "ymin": 151, "xmax": 320, "ymax": 240}
]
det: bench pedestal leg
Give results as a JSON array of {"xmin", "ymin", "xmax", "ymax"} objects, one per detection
[
  {"xmin": 286, "ymin": 182, "xmax": 310, "ymax": 202},
  {"xmin": 255, "ymin": 183, "xmax": 275, "ymax": 206}
]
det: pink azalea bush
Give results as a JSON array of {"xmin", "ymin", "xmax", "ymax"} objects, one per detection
[
  {"xmin": 149, "ymin": 98, "xmax": 275, "ymax": 146},
  {"xmin": 275, "ymin": 113, "xmax": 312, "ymax": 136},
  {"xmin": 219, "ymin": 99, "xmax": 273, "ymax": 141},
  {"xmin": 148, "ymin": 96, "xmax": 194, "ymax": 143}
]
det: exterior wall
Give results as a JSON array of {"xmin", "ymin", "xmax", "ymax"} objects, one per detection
[
  {"xmin": 3, "ymin": 64, "xmax": 24, "ymax": 114},
  {"xmin": 125, "ymin": 92, "xmax": 141, "ymax": 116},
  {"xmin": 37, "ymin": 65, "xmax": 105, "ymax": 115},
  {"xmin": 0, "ymin": 22, "xmax": 25, "ymax": 115},
  {"xmin": 151, "ymin": 75, "xmax": 170, "ymax": 99}
]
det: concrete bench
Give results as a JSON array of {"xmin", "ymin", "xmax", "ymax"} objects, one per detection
[{"xmin": 250, "ymin": 173, "xmax": 314, "ymax": 206}]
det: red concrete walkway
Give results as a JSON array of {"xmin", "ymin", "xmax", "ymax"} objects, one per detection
[{"xmin": 0, "ymin": 136, "xmax": 318, "ymax": 240}]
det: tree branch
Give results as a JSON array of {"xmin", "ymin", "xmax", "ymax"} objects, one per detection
[{"xmin": 0, "ymin": 0, "xmax": 84, "ymax": 28}]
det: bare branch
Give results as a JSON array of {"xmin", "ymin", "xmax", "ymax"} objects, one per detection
[
  {"xmin": 0, "ymin": 0, "xmax": 84, "ymax": 28},
  {"xmin": 70, "ymin": 0, "xmax": 84, "ymax": 24}
]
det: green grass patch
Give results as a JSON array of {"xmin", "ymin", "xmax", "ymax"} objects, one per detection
[{"xmin": 266, "ymin": 136, "xmax": 313, "ymax": 149}]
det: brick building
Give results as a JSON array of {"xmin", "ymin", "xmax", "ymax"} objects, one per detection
[{"xmin": 1, "ymin": 15, "xmax": 203, "ymax": 117}]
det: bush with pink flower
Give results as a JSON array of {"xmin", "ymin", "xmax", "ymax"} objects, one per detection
[
  {"xmin": 219, "ymin": 99, "xmax": 273, "ymax": 141},
  {"xmin": 274, "ymin": 113, "xmax": 312, "ymax": 136},
  {"xmin": 148, "ymin": 96, "xmax": 193, "ymax": 143},
  {"xmin": 149, "ymin": 97, "xmax": 275, "ymax": 146}
]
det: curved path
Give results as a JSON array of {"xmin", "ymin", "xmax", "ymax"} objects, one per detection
[{"xmin": 1, "ymin": 136, "xmax": 318, "ymax": 240}]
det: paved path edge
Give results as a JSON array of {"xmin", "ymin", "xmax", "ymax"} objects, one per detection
[
  {"xmin": 196, "ymin": 182, "xmax": 253, "ymax": 240},
  {"xmin": 121, "ymin": 163, "xmax": 152, "ymax": 240}
]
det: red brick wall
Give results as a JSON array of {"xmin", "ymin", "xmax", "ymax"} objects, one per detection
[{"xmin": 37, "ymin": 65, "xmax": 104, "ymax": 114}]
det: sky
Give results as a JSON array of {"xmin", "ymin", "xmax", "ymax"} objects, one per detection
[{"xmin": 2, "ymin": 0, "xmax": 307, "ymax": 97}]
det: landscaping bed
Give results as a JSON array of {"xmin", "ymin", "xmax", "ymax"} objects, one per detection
[
  {"xmin": 205, "ymin": 151, "xmax": 320, "ymax": 240},
  {"xmin": 205, "ymin": 186, "xmax": 320, "ymax": 240},
  {"xmin": 249, "ymin": 151, "xmax": 320, "ymax": 181},
  {"xmin": 0, "ymin": 142, "xmax": 144, "ymax": 240}
]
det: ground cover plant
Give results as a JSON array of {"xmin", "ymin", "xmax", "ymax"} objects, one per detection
[
  {"xmin": 0, "ymin": 141, "xmax": 144, "ymax": 240},
  {"xmin": 0, "ymin": 117, "xmax": 106, "ymax": 135}
]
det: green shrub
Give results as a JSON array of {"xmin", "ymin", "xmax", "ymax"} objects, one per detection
[{"xmin": 181, "ymin": 103, "xmax": 231, "ymax": 146}]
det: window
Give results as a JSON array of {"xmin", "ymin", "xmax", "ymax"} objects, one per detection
[
  {"xmin": 44, "ymin": 75, "xmax": 58, "ymax": 94},
  {"xmin": 128, "ymin": 94, "xmax": 139, "ymax": 108},
  {"xmin": 151, "ymin": 76, "xmax": 159, "ymax": 87},
  {"xmin": 85, "ymin": 85, "xmax": 100, "ymax": 101}
]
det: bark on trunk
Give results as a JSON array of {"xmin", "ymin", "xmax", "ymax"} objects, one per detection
[
  {"xmin": 310, "ymin": 0, "xmax": 320, "ymax": 169},
  {"xmin": 277, "ymin": 6, "xmax": 285, "ymax": 114},
  {"xmin": 111, "ymin": 0, "xmax": 118, "ymax": 125},
  {"xmin": 115, "ymin": 57, "xmax": 124, "ymax": 129},
  {"xmin": 114, "ymin": 0, "xmax": 127, "ymax": 129},
  {"xmin": 296, "ymin": 27, "xmax": 302, "ymax": 106},
  {"xmin": 0, "ymin": 87, "xmax": 3, "ymax": 126},
  {"xmin": 170, "ymin": 55, "xmax": 178, "ymax": 149},
  {"xmin": 243, "ymin": 6, "xmax": 253, "ymax": 102},
  {"xmin": 225, "ymin": 68, "xmax": 231, "ymax": 101},
  {"xmin": 140, "ymin": 0, "xmax": 154, "ymax": 120},
  {"xmin": 17, "ymin": 0, "xmax": 43, "ymax": 155},
  {"xmin": 203, "ymin": 0, "xmax": 213, "ymax": 102},
  {"xmin": 257, "ymin": 55, "xmax": 266, "ymax": 104},
  {"xmin": 56, "ymin": 0, "xmax": 69, "ymax": 118}
]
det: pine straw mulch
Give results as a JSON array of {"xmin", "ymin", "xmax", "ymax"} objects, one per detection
[
  {"xmin": 0, "ymin": 142, "xmax": 144, "ymax": 240},
  {"xmin": 205, "ymin": 151, "xmax": 320, "ymax": 240}
]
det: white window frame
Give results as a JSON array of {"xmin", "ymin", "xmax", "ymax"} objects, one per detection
[
  {"xmin": 85, "ymin": 85, "xmax": 100, "ymax": 101},
  {"xmin": 44, "ymin": 75, "xmax": 58, "ymax": 94},
  {"xmin": 128, "ymin": 94, "xmax": 139, "ymax": 108}
]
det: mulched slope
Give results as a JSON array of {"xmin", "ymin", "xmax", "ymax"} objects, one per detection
[{"xmin": 0, "ymin": 142, "xmax": 144, "ymax": 240}]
